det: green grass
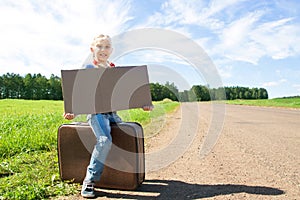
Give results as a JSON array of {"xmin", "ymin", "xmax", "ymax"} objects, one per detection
[
  {"xmin": 225, "ymin": 96, "xmax": 300, "ymax": 108},
  {"xmin": 0, "ymin": 99, "xmax": 179, "ymax": 199},
  {"xmin": 118, "ymin": 98, "xmax": 180, "ymax": 126},
  {"xmin": 0, "ymin": 151, "xmax": 78, "ymax": 200}
]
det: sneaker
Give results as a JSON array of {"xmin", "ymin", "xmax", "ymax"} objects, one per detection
[{"xmin": 81, "ymin": 181, "xmax": 95, "ymax": 198}]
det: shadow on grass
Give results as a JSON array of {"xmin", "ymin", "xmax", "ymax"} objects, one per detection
[
  {"xmin": 0, "ymin": 172, "xmax": 13, "ymax": 178},
  {"xmin": 96, "ymin": 179, "xmax": 284, "ymax": 199}
]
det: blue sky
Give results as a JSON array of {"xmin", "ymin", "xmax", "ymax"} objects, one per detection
[{"xmin": 0, "ymin": 0, "xmax": 299, "ymax": 98}]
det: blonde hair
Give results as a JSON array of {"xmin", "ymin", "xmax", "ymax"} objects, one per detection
[{"xmin": 90, "ymin": 34, "xmax": 112, "ymax": 47}]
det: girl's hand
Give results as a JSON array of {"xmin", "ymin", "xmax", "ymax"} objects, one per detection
[
  {"xmin": 63, "ymin": 113, "xmax": 75, "ymax": 120},
  {"xmin": 142, "ymin": 105, "xmax": 154, "ymax": 111}
]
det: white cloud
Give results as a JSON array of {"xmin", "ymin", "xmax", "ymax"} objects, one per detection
[
  {"xmin": 216, "ymin": 65, "xmax": 233, "ymax": 79},
  {"xmin": 250, "ymin": 18, "xmax": 300, "ymax": 60},
  {"xmin": 263, "ymin": 79, "xmax": 287, "ymax": 87},
  {"xmin": 211, "ymin": 13, "xmax": 298, "ymax": 64},
  {"xmin": 293, "ymin": 84, "xmax": 300, "ymax": 93},
  {"xmin": 214, "ymin": 11, "xmax": 264, "ymax": 64},
  {"xmin": 143, "ymin": 0, "xmax": 220, "ymax": 30},
  {"xmin": 203, "ymin": 0, "xmax": 243, "ymax": 20},
  {"xmin": 0, "ymin": 0, "xmax": 133, "ymax": 76},
  {"xmin": 143, "ymin": 0, "xmax": 300, "ymax": 66},
  {"xmin": 146, "ymin": 0, "xmax": 245, "ymax": 30},
  {"xmin": 117, "ymin": 49, "xmax": 190, "ymax": 67},
  {"xmin": 214, "ymin": 10, "xmax": 300, "ymax": 64}
]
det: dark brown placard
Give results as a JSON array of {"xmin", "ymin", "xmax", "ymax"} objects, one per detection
[{"xmin": 61, "ymin": 65, "xmax": 152, "ymax": 115}]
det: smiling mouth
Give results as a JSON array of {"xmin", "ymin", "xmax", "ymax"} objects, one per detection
[{"xmin": 98, "ymin": 53, "xmax": 107, "ymax": 57}]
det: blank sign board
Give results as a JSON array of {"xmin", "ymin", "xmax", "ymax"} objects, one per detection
[{"xmin": 61, "ymin": 65, "xmax": 152, "ymax": 115}]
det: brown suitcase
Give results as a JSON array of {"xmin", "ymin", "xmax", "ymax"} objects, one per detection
[{"xmin": 57, "ymin": 122, "xmax": 145, "ymax": 190}]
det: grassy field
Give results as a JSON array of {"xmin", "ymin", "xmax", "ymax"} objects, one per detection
[
  {"xmin": 225, "ymin": 96, "xmax": 300, "ymax": 109},
  {"xmin": 0, "ymin": 99, "xmax": 179, "ymax": 200}
]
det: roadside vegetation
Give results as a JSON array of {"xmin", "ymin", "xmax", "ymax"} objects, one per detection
[
  {"xmin": 225, "ymin": 96, "xmax": 300, "ymax": 109},
  {"xmin": 0, "ymin": 99, "xmax": 179, "ymax": 200}
]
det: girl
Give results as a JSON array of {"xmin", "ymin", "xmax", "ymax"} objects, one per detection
[{"xmin": 64, "ymin": 34, "xmax": 152, "ymax": 198}]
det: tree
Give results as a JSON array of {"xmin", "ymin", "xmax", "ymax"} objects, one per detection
[
  {"xmin": 191, "ymin": 85, "xmax": 201, "ymax": 101},
  {"xmin": 178, "ymin": 90, "xmax": 189, "ymax": 102},
  {"xmin": 258, "ymin": 88, "xmax": 268, "ymax": 99},
  {"xmin": 191, "ymin": 85, "xmax": 211, "ymax": 101},
  {"xmin": 0, "ymin": 76, "xmax": 3, "ymax": 98},
  {"xmin": 150, "ymin": 82, "xmax": 180, "ymax": 101},
  {"xmin": 150, "ymin": 83, "xmax": 163, "ymax": 101},
  {"xmin": 201, "ymin": 85, "xmax": 211, "ymax": 101},
  {"xmin": 48, "ymin": 74, "xmax": 63, "ymax": 100},
  {"xmin": 251, "ymin": 88, "xmax": 258, "ymax": 99},
  {"xmin": 23, "ymin": 73, "xmax": 34, "ymax": 99},
  {"xmin": 34, "ymin": 73, "xmax": 49, "ymax": 99},
  {"xmin": 164, "ymin": 82, "xmax": 179, "ymax": 101},
  {"xmin": 0, "ymin": 73, "xmax": 24, "ymax": 98},
  {"xmin": 13, "ymin": 73, "xmax": 24, "ymax": 98}
]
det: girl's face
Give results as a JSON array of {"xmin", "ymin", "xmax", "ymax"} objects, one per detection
[{"xmin": 91, "ymin": 39, "xmax": 113, "ymax": 63}]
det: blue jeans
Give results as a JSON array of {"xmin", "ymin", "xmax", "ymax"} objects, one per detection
[{"xmin": 84, "ymin": 112, "xmax": 122, "ymax": 182}]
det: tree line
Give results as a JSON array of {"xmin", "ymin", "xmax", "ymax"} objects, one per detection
[
  {"xmin": 0, "ymin": 73, "xmax": 268, "ymax": 101},
  {"xmin": 151, "ymin": 82, "xmax": 268, "ymax": 102},
  {"xmin": 0, "ymin": 73, "xmax": 62, "ymax": 100}
]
